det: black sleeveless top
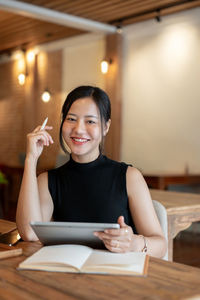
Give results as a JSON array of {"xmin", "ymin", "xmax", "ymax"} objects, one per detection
[{"xmin": 48, "ymin": 155, "xmax": 136, "ymax": 232}]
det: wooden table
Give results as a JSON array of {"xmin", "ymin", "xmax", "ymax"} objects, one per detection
[
  {"xmin": 144, "ymin": 174, "xmax": 200, "ymax": 190},
  {"xmin": 0, "ymin": 241, "xmax": 200, "ymax": 299},
  {"xmin": 150, "ymin": 189, "xmax": 200, "ymax": 261},
  {"xmin": 0, "ymin": 218, "xmax": 17, "ymax": 234}
]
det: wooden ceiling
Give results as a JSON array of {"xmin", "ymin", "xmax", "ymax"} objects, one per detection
[{"xmin": 0, "ymin": 0, "xmax": 200, "ymax": 54}]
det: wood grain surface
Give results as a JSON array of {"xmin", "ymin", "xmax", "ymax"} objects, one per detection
[
  {"xmin": 0, "ymin": 219, "xmax": 17, "ymax": 234},
  {"xmin": 0, "ymin": 240, "xmax": 200, "ymax": 300}
]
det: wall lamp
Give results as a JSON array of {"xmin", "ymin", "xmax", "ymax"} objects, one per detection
[
  {"xmin": 18, "ymin": 73, "xmax": 26, "ymax": 85},
  {"xmin": 41, "ymin": 88, "xmax": 51, "ymax": 102},
  {"xmin": 101, "ymin": 59, "xmax": 113, "ymax": 74},
  {"xmin": 17, "ymin": 49, "xmax": 27, "ymax": 86},
  {"xmin": 17, "ymin": 49, "xmax": 35, "ymax": 85}
]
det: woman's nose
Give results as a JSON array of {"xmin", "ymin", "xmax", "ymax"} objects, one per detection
[{"xmin": 74, "ymin": 120, "xmax": 85, "ymax": 134}]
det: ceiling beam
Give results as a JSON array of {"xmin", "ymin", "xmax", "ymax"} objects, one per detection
[{"xmin": 0, "ymin": 0, "xmax": 117, "ymax": 34}]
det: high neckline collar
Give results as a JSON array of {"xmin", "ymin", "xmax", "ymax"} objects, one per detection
[{"xmin": 68, "ymin": 154, "xmax": 105, "ymax": 169}]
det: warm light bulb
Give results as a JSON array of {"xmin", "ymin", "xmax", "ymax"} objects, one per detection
[
  {"xmin": 18, "ymin": 73, "xmax": 26, "ymax": 85},
  {"xmin": 101, "ymin": 60, "xmax": 109, "ymax": 74},
  {"xmin": 27, "ymin": 50, "xmax": 35, "ymax": 63},
  {"xmin": 41, "ymin": 90, "xmax": 51, "ymax": 102}
]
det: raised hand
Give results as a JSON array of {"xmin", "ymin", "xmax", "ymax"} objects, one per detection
[{"xmin": 26, "ymin": 120, "xmax": 54, "ymax": 162}]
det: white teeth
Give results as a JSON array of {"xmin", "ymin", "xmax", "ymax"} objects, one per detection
[{"xmin": 73, "ymin": 138, "xmax": 87, "ymax": 142}]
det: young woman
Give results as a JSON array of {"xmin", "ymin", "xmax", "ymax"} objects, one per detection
[{"xmin": 16, "ymin": 86, "xmax": 167, "ymax": 258}]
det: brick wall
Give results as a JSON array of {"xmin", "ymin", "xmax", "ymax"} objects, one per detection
[
  {"xmin": 0, "ymin": 50, "xmax": 63, "ymax": 170},
  {"xmin": 0, "ymin": 60, "xmax": 25, "ymax": 167}
]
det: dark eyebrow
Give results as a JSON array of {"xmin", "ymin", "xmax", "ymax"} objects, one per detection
[
  {"xmin": 85, "ymin": 115, "xmax": 99, "ymax": 119},
  {"xmin": 67, "ymin": 113, "xmax": 76, "ymax": 116},
  {"xmin": 67, "ymin": 113, "xmax": 99, "ymax": 119}
]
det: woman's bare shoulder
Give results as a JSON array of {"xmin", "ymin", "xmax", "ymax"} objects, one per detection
[
  {"xmin": 126, "ymin": 165, "xmax": 150, "ymax": 198},
  {"xmin": 127, "ymin": 165, "xmax": 144, "ymax": 181}
]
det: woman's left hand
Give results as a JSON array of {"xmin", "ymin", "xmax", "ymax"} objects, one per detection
[{"xmin": 94, "ymin": 216, "xmax": 136, "ymax": 253}]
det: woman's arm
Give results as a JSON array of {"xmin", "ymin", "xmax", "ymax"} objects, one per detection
[
  {"xmin": 16, "ymin": 125, "xmax": 54, "ymax": 241},
  {"xmin": 94, "ymin": 167, "xmax": 167, "ymax": 258},
  {"xmin": 126, "ymin": 166, "xmax": 167, "ymax": 258}
]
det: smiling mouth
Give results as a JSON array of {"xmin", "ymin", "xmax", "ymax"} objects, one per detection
[{"xmin": 71, "ymin": 137, "xmax": 89, "ymax": 144}]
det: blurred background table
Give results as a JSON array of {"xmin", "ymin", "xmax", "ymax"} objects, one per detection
[
  {"xmin": 0, "ymin": 164, "xmax": 52, "ymax": 220},
  {"xmin": 150, "ymin": 189, "xmax": 200, "ymax": 261},
  {"xmin": 145, "ymin": 174, "xmax": 200, "ymax": 190}
]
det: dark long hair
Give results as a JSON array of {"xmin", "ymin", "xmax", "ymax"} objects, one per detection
[{"xmin": 59, "ymin": 86, "xmax": 111, "ymax": 154}]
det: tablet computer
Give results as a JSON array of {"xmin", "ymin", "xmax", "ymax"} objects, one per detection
[{"xmin": 30, "ymin": 221, "xmax": 120, "ymax": 248}]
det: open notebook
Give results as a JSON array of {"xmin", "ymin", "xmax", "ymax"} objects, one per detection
[{"xmin": 18, "ymin": 244, "xmax": 149, "ymax": 276}]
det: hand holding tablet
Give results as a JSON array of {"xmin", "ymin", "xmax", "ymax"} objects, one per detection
[{"xmin": 30, "ymin": 222, "xmax": 120, "ymax": 249}]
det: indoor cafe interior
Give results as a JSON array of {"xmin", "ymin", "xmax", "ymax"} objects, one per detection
[{"xmin": 0, "ymin": 1, "xmax": 200, "ymax": 298}]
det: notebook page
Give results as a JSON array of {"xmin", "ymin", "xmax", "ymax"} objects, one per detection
[
  {"xmin": 20, "ymin": 245, "xmax": 93, "ymax": 270},
  {"xmin": 83, "ymin": 250, "xmax": 146, "ymax": 273}
]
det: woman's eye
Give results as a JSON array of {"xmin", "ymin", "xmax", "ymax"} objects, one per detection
[
  {"xmin": 66, "ymin": 117, "xmax": 76, "ymax": 122},
  {"xmin": 87, "ymin": 120, "xmax": 96, "ymax": 124}
]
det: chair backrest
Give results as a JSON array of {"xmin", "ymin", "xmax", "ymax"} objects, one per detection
[{"xmin": 152, "ymin": 200, "xmax": 168, "ymax": 260}]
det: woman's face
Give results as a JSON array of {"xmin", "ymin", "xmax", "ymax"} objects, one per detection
[{"xmin": 62, "ymin": 97, "xmax": 109, "ymax": 163}]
